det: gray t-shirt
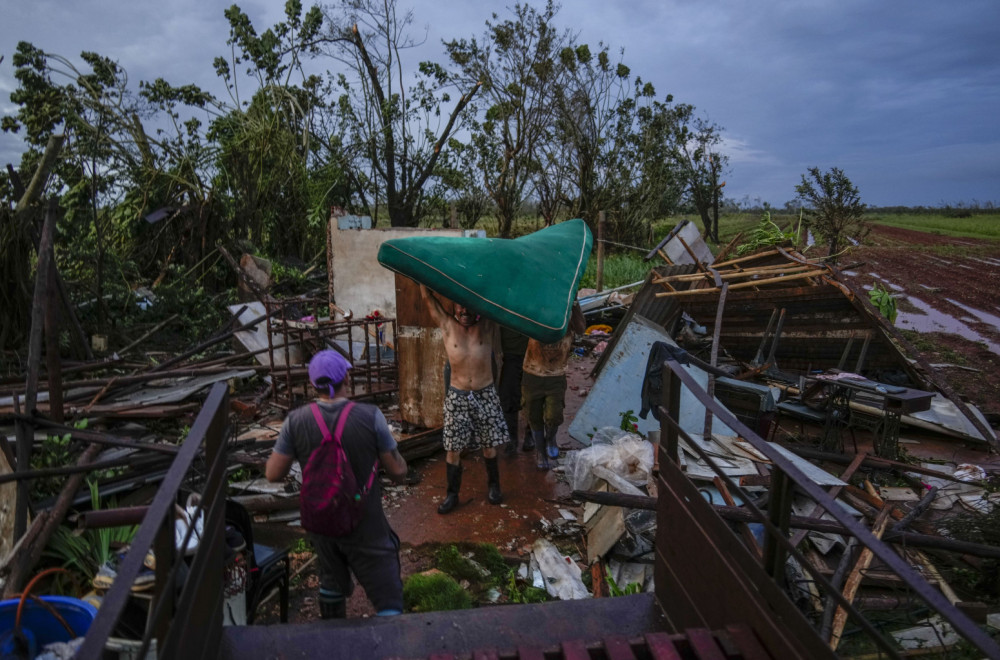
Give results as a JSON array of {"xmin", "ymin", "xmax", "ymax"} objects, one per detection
[{"xmin": 274, "ymin": 398, "xmax": 396, "ymax": 462}]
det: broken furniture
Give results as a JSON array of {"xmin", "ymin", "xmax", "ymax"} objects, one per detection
[
  {"xmin": 808, "ymin": 373, "xmax": 935, "ymax": 459},
  {"xmin": 225, "ymin": 499, "xmax": 290, "ymax": 624}
]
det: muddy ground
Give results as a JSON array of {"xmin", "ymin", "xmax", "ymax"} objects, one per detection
[
  {"xmin": 843, "ymin": 224, "xmax": 1000, "ymax": 415},
  {"xmin": 255, "ymin": 223, "xmax": 1000, "ymax": 624}
]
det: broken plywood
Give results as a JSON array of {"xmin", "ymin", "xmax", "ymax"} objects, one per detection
[{"xmin": 585, "ymin": 505, "xmax": 626, "ymax": 565}]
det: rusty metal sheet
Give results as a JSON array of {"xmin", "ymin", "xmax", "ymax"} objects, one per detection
[{"xmin": 397, "ymin": 330, "xmax": 446, "ymax": 428}]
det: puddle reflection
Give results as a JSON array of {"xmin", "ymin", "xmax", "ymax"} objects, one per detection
[{"xmin": 897, "ymin": 295, "xmax": 1000, "ymax": 355}]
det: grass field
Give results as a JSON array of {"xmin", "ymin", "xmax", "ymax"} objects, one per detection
[
  {"xmin": 448, "ymin": 211, "xmax": 1000, "ymax": 290},
  {"xmin": 863, "ymin": 212, "xmax": 1000, "ymax": 239}
]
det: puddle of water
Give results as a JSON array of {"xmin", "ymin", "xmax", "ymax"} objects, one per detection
[
  {"xmin": 868, "ymin": 273, "xmax": 905, "ymax": 293},
  {"xmin": 945, "ymin": 298, "xmax": 1000, "ymax": 329},
  {"xmin": 897, "ymin": 295, "xmax": 1000, "ymax": 355}
]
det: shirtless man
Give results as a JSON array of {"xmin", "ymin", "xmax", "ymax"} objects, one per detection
[{"xmin": 421, "ymin": 284, "xmax": 508, "ymax": 514}]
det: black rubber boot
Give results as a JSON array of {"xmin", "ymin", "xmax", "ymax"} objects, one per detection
[
  {"xmin": 533, "ymin": 431, "xmax": 549, "ymax": 470},
  {"xmin": 438, "ymin": 463, "xmax": 462, "ymax": 514},
  {"xmin": 485, "ymin": 457, "xmax": 503, "ymax": 504},
  {"xmin": 319, "ymin": 596, "xmax": 346, "ymax": 620},
  {"xmin": 522, "ymin": 426, "xmax": 535, "ymax": 451},
  {"xmin": 503, "ymin": 413, "xmax": 519, "ymax": 455}
]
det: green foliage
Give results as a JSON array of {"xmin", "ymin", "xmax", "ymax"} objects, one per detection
[
  {"xmin": 619, "ymin": 409, "xmax": 639, "ymax": 433},
  {"xmin": 445, "ymin": 1, "xmax": 564, "ymax": 238},
  {"xmin": 0, "ymin": 206, "xmax": 34, "ymax": 350},
  {"xmin": 403, "ymin": 572, "xmax": 473, "ymax": 612},
  {"xmin": 434, "ymin": 542, "xmax": 509, "ymax": 586},
  {"xmin": 290, "ymin": 537, "xmax": 314, "ymax": 554},
  {"xmin": 44, "ymin": 481, "xmax": 138, "ymax": 581},
  {"xmin": 795, "ymin": 167, "xmax": 868, "ymax": 261},
  {"xmin": 606, "ymin": 571, "xmax": 642, "ymax": 596},
  {"xmin": 31, "ymin": 419, "xmax": 89, "ymax": 500},
  {"xmin": 735, "ymin": 212, "xmax": 797, "ymax": 256},
  {"xmin": 868, "ymin": 283, "xmax": 898, "ymax": 324},
  {"xmin": 506, "ymin": 570, "xmax": 549, "ymax": 604},
  {"xmin": 578, "ymin": 253, "xmax": 649, "ymax": 290}
]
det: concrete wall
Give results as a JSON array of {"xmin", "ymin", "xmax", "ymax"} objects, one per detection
[
  {"xmin": 329, "ymin": 225, "xmax": 475, "ymax": 428},
  {"xmin": 329, "ymin": 226, "xmax": 474, "ymax": 345}
]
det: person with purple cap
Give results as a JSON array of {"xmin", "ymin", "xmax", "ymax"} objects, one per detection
[
  {"xmin": 420, "ymin": 284, "xmax": 507, "ymax": 514},
  {"xmin": 265, "ymin": 349, "xmax": 408, "ymax": 619}
]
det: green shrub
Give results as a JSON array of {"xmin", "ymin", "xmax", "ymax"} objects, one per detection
[
  {"xmin": 403, "ymin": 572, "xmax": 473, "ymax": 612},
  {"xmin": 735, "ymin": 213, "xmax": 796, "ymax": 256},
  {"xmin": 868, "ymin": 283, "xmax": 898, "ymax": 324},
  {"xmin": 578, "ymin": 253, "xmax": 650, "ymax": 290}
]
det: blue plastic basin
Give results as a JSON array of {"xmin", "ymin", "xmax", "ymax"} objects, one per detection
[{"xmin": 0, "ymin": 596, "xmax": 97, "ymax": 656}]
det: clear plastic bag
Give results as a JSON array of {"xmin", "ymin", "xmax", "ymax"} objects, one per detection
[{"xmin": 565, "ymin": 428, "xmax": 654, "ymax": 492}]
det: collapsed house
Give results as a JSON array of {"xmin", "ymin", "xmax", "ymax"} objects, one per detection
[{"xmin": 2, "ymin": 217, "xmax": 1000, "ymax": 658}]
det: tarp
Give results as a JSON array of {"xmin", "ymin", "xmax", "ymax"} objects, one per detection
[{"xmin": 377, "ymin": 219, "xmax": 593, "ymax": 343}]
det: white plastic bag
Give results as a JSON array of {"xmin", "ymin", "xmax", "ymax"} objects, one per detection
[{"xmin": 175, "ymin": 494, "xmax": 204, "ymax": 555}]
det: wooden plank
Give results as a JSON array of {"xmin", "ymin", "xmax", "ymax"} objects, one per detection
[
  {"xmin": 561, "ymin": 639, "xmax": 591, "ymax": 660},
  {"xmin": 515, "ymin": 647, "xmax": 546, "ymax": 660},
  {"xmin": 644, "ymin": 632, "xmax": 683, "ymax": 660},
  {"xmin": 603, "ymin": 635, "xmax": 637, "ymax": 660},
  {"xmin": 828, "ymin": 506, "xmax": 892, "ymax": 650},
  {"xmin": 713, "ymin": 476, "xmax": 762, "ymax": 559},
  {"xmin": 0, "ymin": 446, "xmax": 16, "ymax": 561},
  {"xmin": 724, "ymin": 623, "xmax": 773, "ymax": 660},
  {"xmin": 685, "ymin": 628, "xmax": 726, "ymax": 660},
  {"xmin": 586, "ymin": 505, "xmax": 626, "ymax": 565}
]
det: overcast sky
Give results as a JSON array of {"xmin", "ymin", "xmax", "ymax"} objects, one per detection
[{"xmin": 3, "ymin": 0, "xmax": 998, "ymax": 207}]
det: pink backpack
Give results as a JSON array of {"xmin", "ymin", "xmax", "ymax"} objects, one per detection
[{"xmin": 300, "ymin": 402, "xmax": 378, "ymax": 537}]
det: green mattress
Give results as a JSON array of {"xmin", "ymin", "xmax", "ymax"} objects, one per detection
[{"xmin": 377, "ymin": 219, "xmax": 593, "ymax": 343}]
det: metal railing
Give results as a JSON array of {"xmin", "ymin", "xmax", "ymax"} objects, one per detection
[
  {"xmin": 77, "ymin": 382, "xmax": 229, "ymax": 659},
  {"xmin": 654, "ymin": 355, "xmax": 1000, "ymax": 659}
]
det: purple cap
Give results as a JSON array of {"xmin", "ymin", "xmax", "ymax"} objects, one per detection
[{"xmin": 308, "ymin": 350, "xmax": 352, "ymax": 395}]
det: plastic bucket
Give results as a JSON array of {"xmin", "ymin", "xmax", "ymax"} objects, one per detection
[{"xmin": 0, "ymin": 595, "xmax": 97, "ymax": 654}]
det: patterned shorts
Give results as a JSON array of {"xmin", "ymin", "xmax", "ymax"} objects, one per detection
[{"xmin": 442, "ymin": 384, "xmax": 510, "ymax": 452}]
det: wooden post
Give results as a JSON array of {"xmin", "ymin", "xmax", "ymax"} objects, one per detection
[
  {"xmin": 44, "ymin": 207, "xmax": 63, "ymax": 422},
  {"xmin": 14, "ymin": 200, "xmax": 56, "ymax": 538},
  {"xmin": 595, "ymin": 211, "xmax": 606, "ymax": 293}
]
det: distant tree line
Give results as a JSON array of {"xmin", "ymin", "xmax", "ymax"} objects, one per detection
[{"xmin": 0, "ymin": 0, "xmax": 728, "ymax": 329}]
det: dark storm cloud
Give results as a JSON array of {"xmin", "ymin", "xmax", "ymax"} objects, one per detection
[{"xmin": 3, "ymin": 0, "xmax": 998, "ymax": 206}]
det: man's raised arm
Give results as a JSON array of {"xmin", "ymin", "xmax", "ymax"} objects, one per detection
[{"xmin": 420, "ymin": 284, "xmax": 448, "ymax": 329}]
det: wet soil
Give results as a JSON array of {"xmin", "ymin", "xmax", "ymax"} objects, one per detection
[
  {"xmin": 255, "ymin": 354, "xmax": 600, "ymax": 624},
  {"xmin": 841, "ymin": 224, "xmax": 1000, "ymax": 414}
]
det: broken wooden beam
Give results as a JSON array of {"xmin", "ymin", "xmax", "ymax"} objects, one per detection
[{"xmin": 829, "ymin": 507, "xmax": 892, "ymax": 650}]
